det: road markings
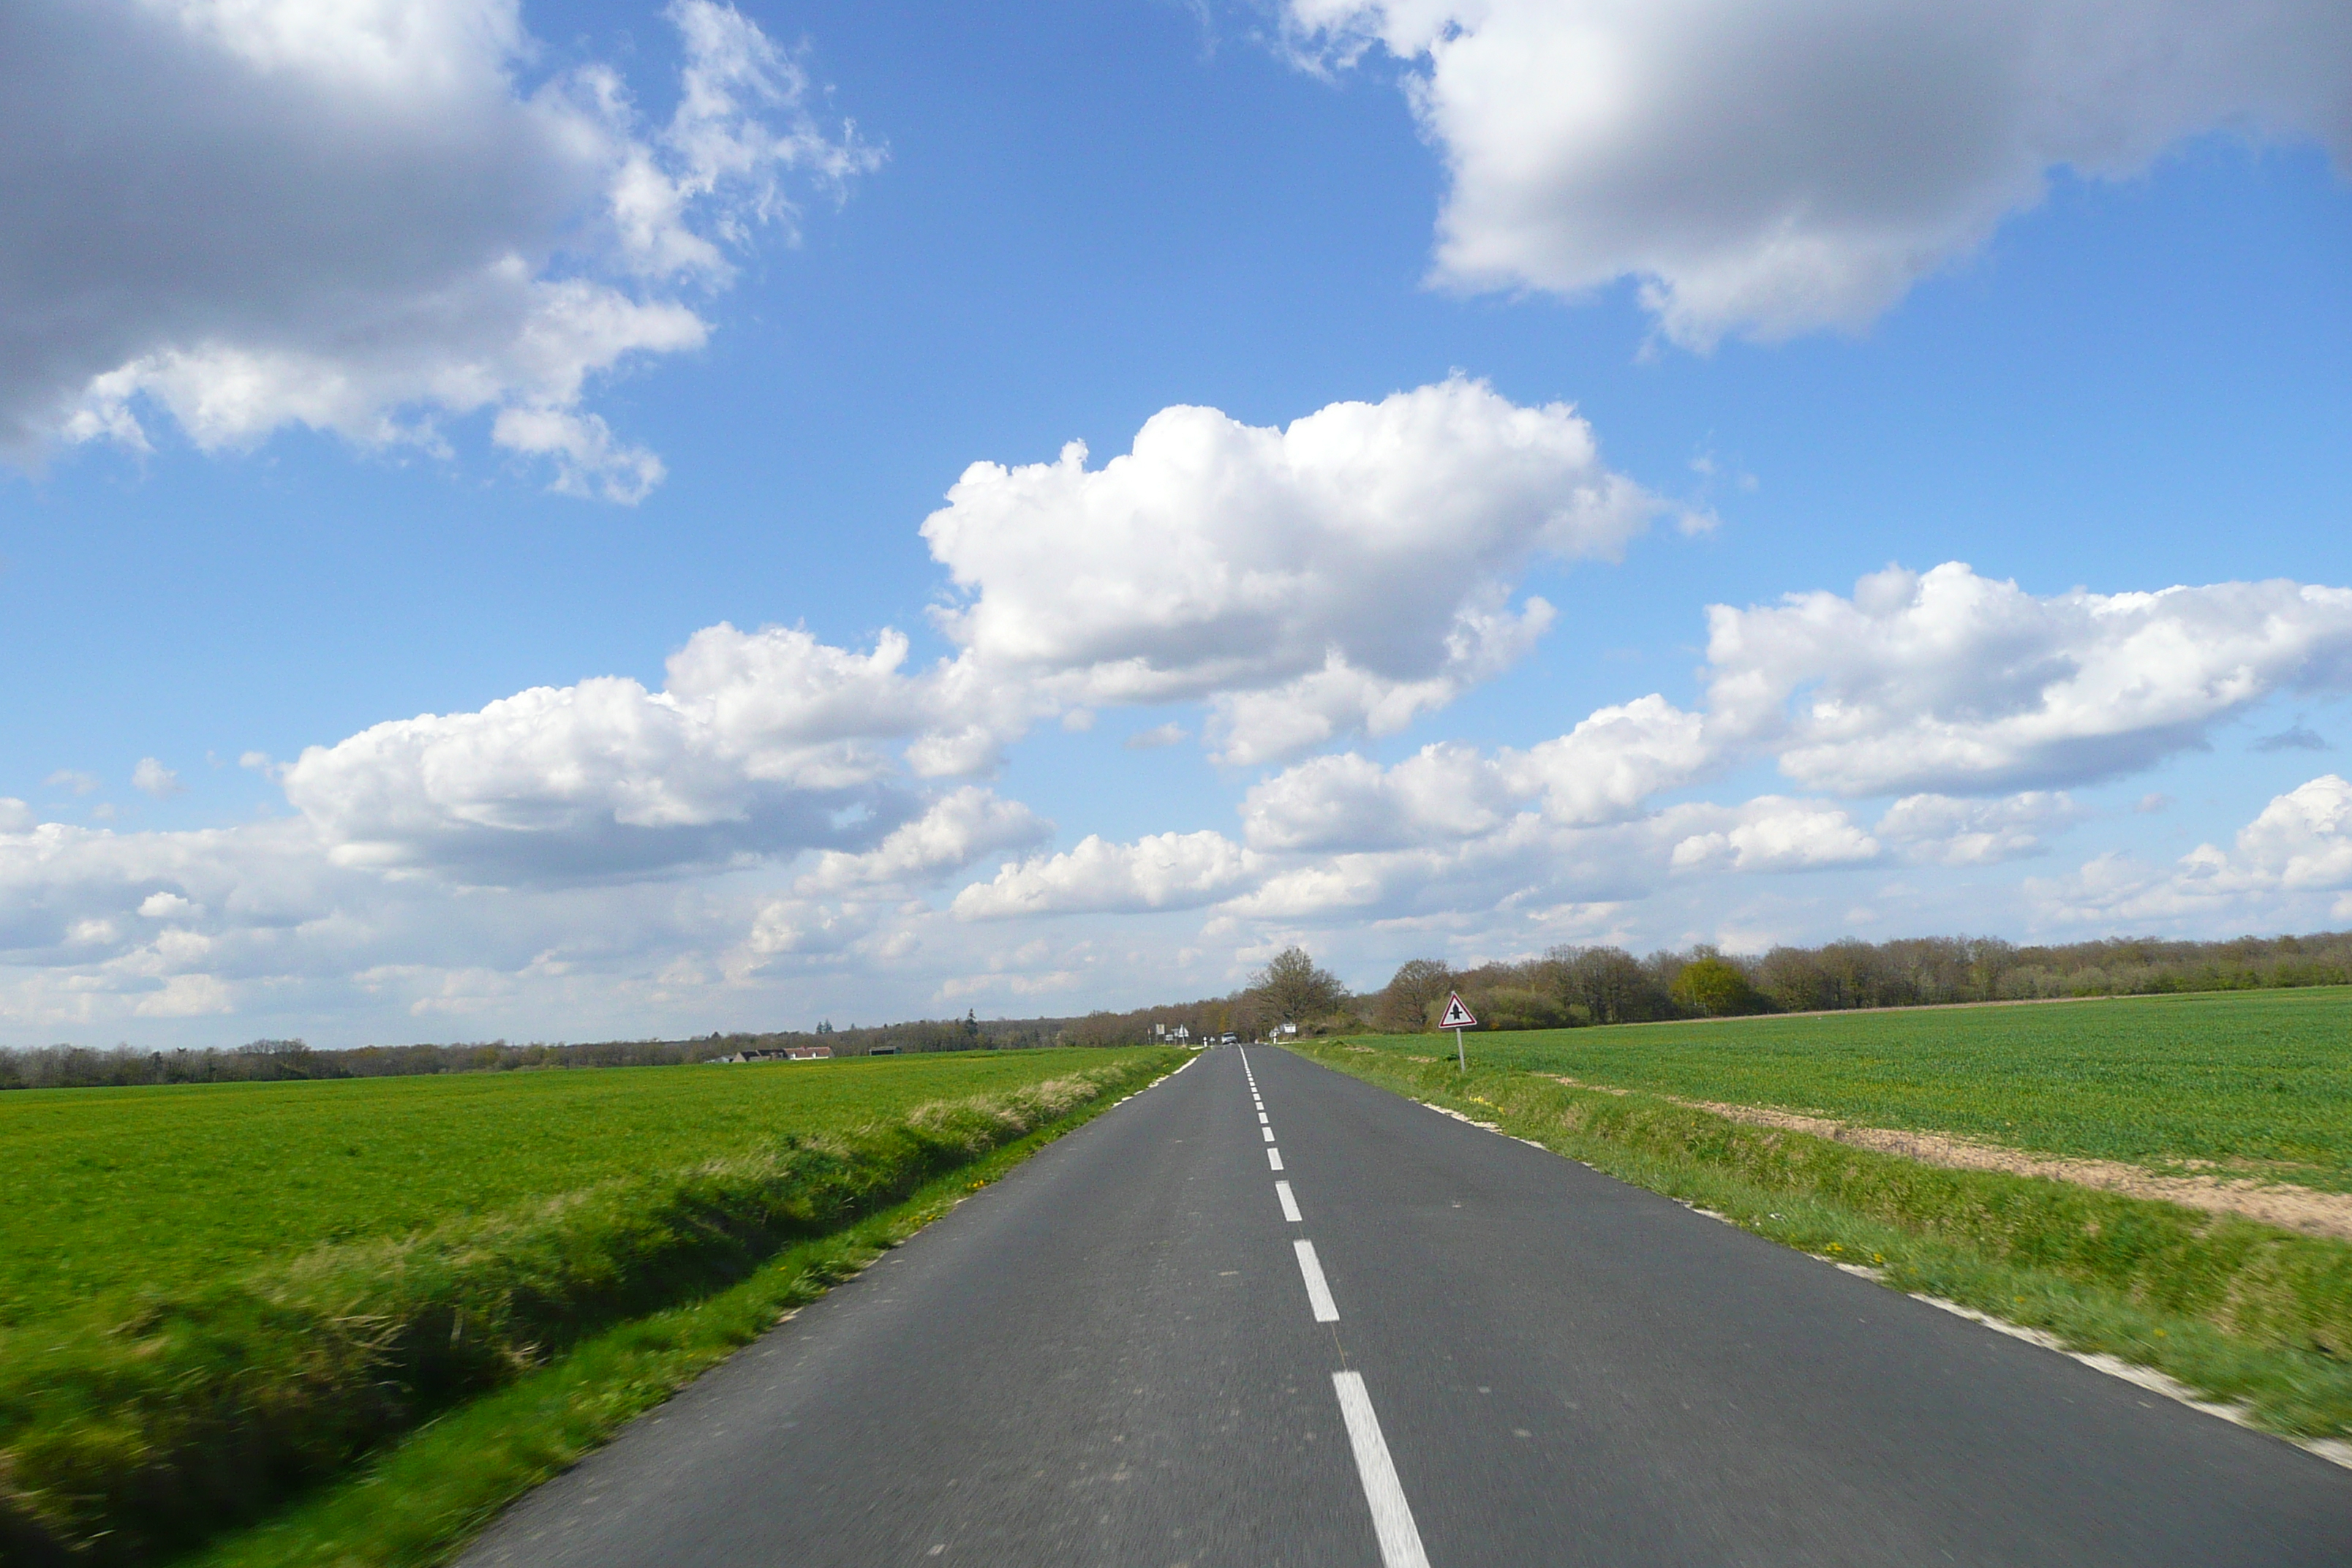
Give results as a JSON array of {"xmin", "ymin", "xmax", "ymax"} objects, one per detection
[
  {"xmin": 1333, "ymin": 1371, "xmax": 1431, "ymax": 1568},
  {"xmin": 1267, "ymin": 1147, "xmax": 1284, "ymax": 1170},
  {"xmin": 1276, "ymin": 1180, "xmax": 1302, "ymax": 1221},
  {"xmin": 1294, "ymin": 1240, "xmax": 1340, "ymax": 1322},
  {"xmin": 1262, "ymin": 1126, "xmax": 1277, "ymax": 1142},
  {"xmin": 1257, "ymin": 1112, "xmax": 1270, "ymax": 1124}
]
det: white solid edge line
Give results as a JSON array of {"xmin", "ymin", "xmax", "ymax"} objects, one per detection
[
  {"xmin": 1333, "ymin": 1371, "xmax": 1431, "ymax": 1568},
  {"xmin": 1294, "ymin": 1239, "xmax": 1340, "ymax": 1322},
  {"xmin": 1276, "ymin": 1180, "xmax": 1302, "ymax": 1222},
  {"xmin": 1267, "ymin": 1147, "xmax": 1284, "ymax": 1170}
]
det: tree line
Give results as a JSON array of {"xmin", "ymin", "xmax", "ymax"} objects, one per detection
[
  {"xmin": 1370, "ymin": 929, "xmax": 2352, "ymax": 1032},
  {"xmin": 0, "ymin": 1014, "xmax": 1030, "ymax": 1092},
  {"xmin": 10, "ymin": 930, "xmax": 2348, "ymax": 1090}
]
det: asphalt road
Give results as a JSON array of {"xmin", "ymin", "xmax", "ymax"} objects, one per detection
[{"xmin": 461, "ymin": 1046, "xmax": 2351, "ymax": 1567}]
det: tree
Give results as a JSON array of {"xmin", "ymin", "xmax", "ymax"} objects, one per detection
[
  {"xmin": 1671, "ymin": 953, "xmax": 1765, "ymax": 1017},
  {"xmin": 1548, "ymin": 945, "xmax": 1670, "ymax": 1025},
  {"xmin": 1378, "ymin": 958, "xmax": 1454, "ymax": 1030},
  {"xmin": 1251, "ymin": 946, "xmax": 1348, "ymax": 1024}
]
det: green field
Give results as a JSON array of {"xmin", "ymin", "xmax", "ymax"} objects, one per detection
[
  {"xmin": 4, "ymin": 1047, "xmax": 1180, "ymax": 1565},
  {"xmin": 1375, "ymin": 987, "xmax": 2352, "ymax": 1188},
  {"xmin": 1, "ymin": 1049, "xmax": 1137, "ymax": 1329}
]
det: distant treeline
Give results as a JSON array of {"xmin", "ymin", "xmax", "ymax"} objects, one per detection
[
  {"xmin": 0, "ymin": 1013, "xmax": 1085, "ymax": 1093},
  {"xmin": 13, "ymin": 930, "xmax": 2351, "ymax": 1090},
  {"xmin": 1375, "ymin": 930, "xmax": 2352, "ymax": 1032}
]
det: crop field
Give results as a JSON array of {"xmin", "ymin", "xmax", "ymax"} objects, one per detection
[
  {"xmin": 1, "ymin": 1048, "xmax": 1148, "ymax": 1330},
  {"xmin": 1364, "ymin": 987, "xmax": 2352, "ymax": 1188}
]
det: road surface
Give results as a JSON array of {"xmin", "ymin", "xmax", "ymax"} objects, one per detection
[{"xmin": 460, "ymin": 1045, "xmax": 2351, "ymax": 1566}]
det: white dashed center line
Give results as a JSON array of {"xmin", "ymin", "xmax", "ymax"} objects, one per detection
[
  {"xmin": 1257, "ymin": 1112, "xmax": 1269, "ymax": 1124},
  {"xmin": 1293, "ymin": 1239, "xmax": 1340, "ymax": 1322},
  {"xmin": 1267, "ymin": 1147, "xmax": 1284, "ymax": 1170},
  {"xmin": 1262, "ymin": 1126, "xmax": 1277, "ymax": 1142},
  {"xmin": 1276, "ymin": 1180, "xmax": 1302, "ymax": 1222},
  {"xmin": 1333, "ymin": 1371, "xmax": 1431, "ymax": 1568}
]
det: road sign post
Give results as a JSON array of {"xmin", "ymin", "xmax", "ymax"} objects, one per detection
[{"xmin": 1439, "ymin": 992, "xmax": 1477, "ymax": 1071}]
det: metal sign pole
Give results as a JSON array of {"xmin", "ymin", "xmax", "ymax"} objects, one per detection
[{"xmin": 1454, "ymin": 1025, "xmax": 1465, "ymax": 1072}]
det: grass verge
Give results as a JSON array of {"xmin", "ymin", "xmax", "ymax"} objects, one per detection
[
  {"xmin": 4, "ymin": 1053, "xmax": 1183, "ymax": 1567},
  {"xmin": 164, "ymin": 1064, "xmax": 1176, "ymax": 1568},
  {"xmin": 1297, "ymin": 1041, "xmax": 2352, "ymax": 1441}
]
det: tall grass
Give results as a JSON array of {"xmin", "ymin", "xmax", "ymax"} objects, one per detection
[{"xmin": 0, "ymin": 1058, "xmax": 1178, "ymax": 1566}]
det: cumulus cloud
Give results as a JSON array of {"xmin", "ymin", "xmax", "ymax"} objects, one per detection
[
  {"xmin": 953, "ymin": 832, "xmax": 1257, "ymax": 919},
  {"xmin": 1286, "ymin": 0, "xmax": 2352, "ymax": 346},
  {"xmin": 0, "ymin": 800, "xmax": 31, "ymax": 832},
  {"xmin": 4, "ymin": 0, "xmax": 876, "ymax": 498},
  {"xmin": 2215, "ymin": 774, "xmax": 2352, "ymax": 894},
  {"xmin": 1706, "ymin": 564, "xmax": 2352, "ymax": 796},
  {"xmin": 132, "ymin": 758, "xmax": 185, "ymax": 799},
  {"xmin": 791, "ymin": 787, "xmax": 1049, "ymax": 894},
  {"xmin": 2032, "ymin": 774, "xmax": 2352, "ymax": 927},
  {"xmin": 1667, "ymin": 799, "xmax": 1880, "ymax": 874},
  {"xmin": 1243, "ymin": 745, "xmax": 1520, "ymax": 853},
  {"xmin": 280, "ymin": 623, "xmax": 961, "ymax": 882},
  {"xmin": 1507, "ymin": 695, "xmax": 1713, "ymax": 824},
  {"xmin": 1874, "ymin": 791, "xmax": 2082, "ymax": 864},
  {"xmin": 921, "ymin": 378, "xmax": 1654, "ymax": 764}
]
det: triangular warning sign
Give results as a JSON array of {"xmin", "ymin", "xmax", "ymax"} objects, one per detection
[{"xmin": 1439, "ymin": 992, "xmax": 1477, "ymax": 1029}]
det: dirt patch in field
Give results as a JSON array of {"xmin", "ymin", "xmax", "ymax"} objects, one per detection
[{"xmin": 1544, "ymin": 1075, "xmax": 2352, "ymax": 1241}]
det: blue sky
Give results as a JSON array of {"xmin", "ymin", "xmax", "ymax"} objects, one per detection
[{"xmin": 2, "ymin": 0, "xmax": 2348, "ymax": 1044}]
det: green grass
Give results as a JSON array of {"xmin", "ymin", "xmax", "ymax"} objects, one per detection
[
  {"xmin": 1401, "ymin": 987, "xmax": 2352, "ymax": 1188},
  {"xmin": 1295, "ymin": 1040, "xmax": 2352, "ymax": 1440},
  {"xmin": 165, "ymin": 1082, "xmax": 1149, "ymax": 1568},
  {"xmin": 1, "ymin": 1049, "xmax": 1183, "ymax": 1565},
  {"xmin": 0, "ymin": 1050, "xmax": 1128, "ymax": 1329}
]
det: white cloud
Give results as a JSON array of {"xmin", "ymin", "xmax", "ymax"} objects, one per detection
[
  {"xmin": 2212, "ymin": 773, "xmax": 2352, "ymax": 895},
  {"xmin": 1507, "ymin": 694, "xmax": 1712, "ymax": 824},
  {"xmin": 5, "ymin": 0, "xmax": 877, "ymax": 498},
  {"xmin": 953, "ymin": 831, "xmax": 1257, "ymax": 919},
  {"xmin": 921, "ymin": 378, "xmax": 1654, "ymax": 764},
  {"xmin": 133, "ymin": 758, "xmax": 185, "ymax": 799},
  {"xmin": 1243, "ymin": 745, "xmax": 1520, "ymax": 852},
  {"xmin": 1706, "ymin": 564, "xmax": 2352, "ymax": 796},
  {"xmin": 2029, "ymin": 774, "xmax": 2352, "ymax": 927},
  {"xmin": 279, "ymin": 622, "xmax": 966, "ymax": 883},
  {"xmin": 1874, "ymin": 791, "xmax": 2082, "ymax": 865},
  {"xmin": 135, "ymin": 972, "xmax": 235, "ymax": 1018},
  {"xmin": 0, "ymin": 800, "xmax": 30, "ymax": 832},
  {"xmin": 47, "ymin": 770, "xmax": 100, "ymax": 796},
  {"xmin": 1286, "ymin": 0, "xmax": 2352, "ymax": 347},
  {"xmin": 792, "ymin": 787, "xmax": 1049, "ymax": 894},
  {"xmin": 1124, "ymin": 722, "xmax": 1190, "ymax": 751},
  {"xmin": 489, "ymin": 406, "xmax": 668, "ymax": 506},
  {"xmin": 1668, "ymin": 799, "xmax": 1881, "ymax": 874},
  {"xmin": 137, "ymin": 891, "xmax": 199, "ymax": 919}
]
